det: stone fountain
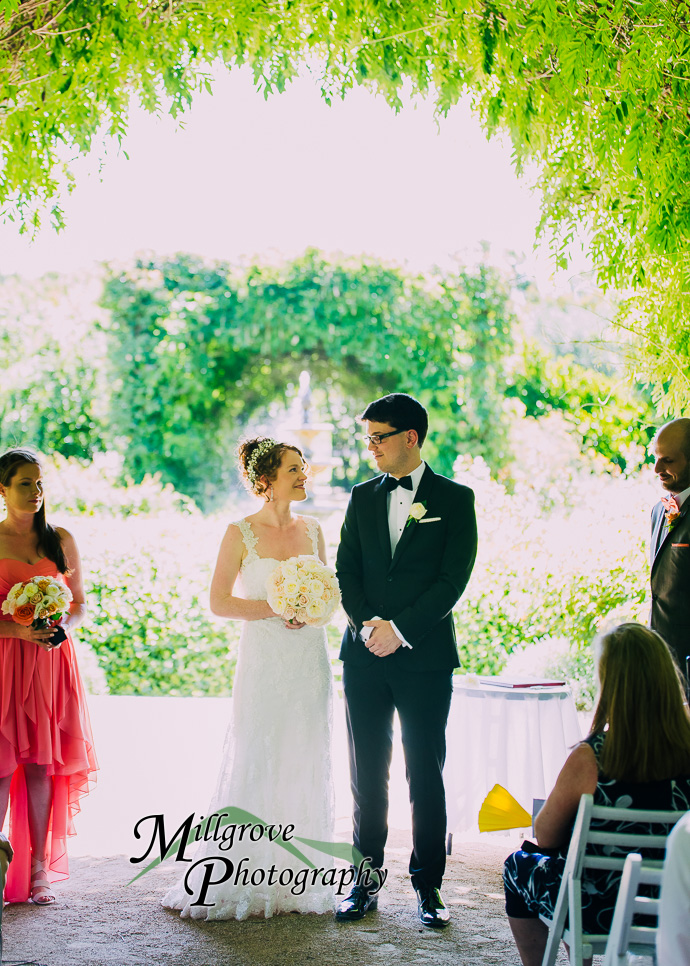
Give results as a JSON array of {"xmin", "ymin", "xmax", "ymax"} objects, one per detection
[{"xmin": 280, "ymin": 371, "xmax": 344, "ymax": 513}]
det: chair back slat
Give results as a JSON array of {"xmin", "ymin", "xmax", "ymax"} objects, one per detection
[
  {"xmin": 591, "ymin": 805, "xmax": 685, "ymax": 824},
  {"xmin": 635, "ymin": 867, "xmax": 663, "ymax": 886},
  {"xmin": 582, "ymin": 855, "xmax": 664, "ymax": 872},
  {"xmin": 581, "ymin": 856, "xmax": 627, "ymax": 873},
  {"xmin": 627, "ymin": 926, "xmax": 659, "ymax": 945},
  {"xmin": 588, "ymin": 830, "xmax": 670, "ymax": 848},
  {"xmin": 633, "ymin": 896, "xmax": 660, "ymax": 915}
]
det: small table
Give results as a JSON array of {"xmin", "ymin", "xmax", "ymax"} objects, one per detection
[{"xmin": 445, "ymin": 678, "xmax": 582, "ymax": 842}]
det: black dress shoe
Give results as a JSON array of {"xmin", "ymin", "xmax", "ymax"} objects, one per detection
[
  {"xmin": 335, "ymin": 884, "xmax": 378, "ymax": 921},
  {"xmin": 414, "ymin": 883, "xmax": 450, "ymax": 928}
]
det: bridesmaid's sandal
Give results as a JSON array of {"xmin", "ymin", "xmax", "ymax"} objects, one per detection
[{"xmin": 30, "ymin": 863, "xmax": 56, "ymax": 906}]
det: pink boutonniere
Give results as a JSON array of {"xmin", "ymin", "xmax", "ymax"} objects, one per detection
[{"xmin": 661, "ymin": 494, "xmax": 682, "ymax": 530}]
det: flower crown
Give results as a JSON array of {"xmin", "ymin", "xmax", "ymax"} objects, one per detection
[{"xmin": 246, "ymin": 438, "xmax": 279, "ymax": 487}]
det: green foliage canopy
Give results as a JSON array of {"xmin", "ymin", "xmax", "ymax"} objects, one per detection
[
  {"xmin": 3, "ymin": 0, "xmax": 689, "ymax": 408},
  {"xmin": 507, "ymin": 342, "xmax": 656, "ymax": 473}
]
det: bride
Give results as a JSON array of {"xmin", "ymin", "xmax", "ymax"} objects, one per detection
[{"xmin": 163, "ymin": 437, "xmax": 335, "ymax": 920}]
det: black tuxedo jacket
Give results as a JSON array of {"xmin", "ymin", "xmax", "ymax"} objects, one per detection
[
  {"xmin": 336, "ymin": 465, "xmax": 477, "ymax": 670},
  {"xmin": 650, "ymin": 498, "xmax": 690, "ymax": 673}
]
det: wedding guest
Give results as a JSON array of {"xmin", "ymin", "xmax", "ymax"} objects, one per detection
[
  {"xmin": 657, "ymin": 810, "xmax": 690, "ymax": 963},
  {"xmin": 0, "ymin": 449, "xmax": 97, "ymax": 904},
  {"xmin": 650, "ymin": 417, "xmax": 690, "ymax": 684},
  {"xmin": 503, "ymin": 623, "xmax": 690, "ymax": 966},
  {"xmin": 336, "ymin": 393, "xmax": 477, "ymax": 927}
]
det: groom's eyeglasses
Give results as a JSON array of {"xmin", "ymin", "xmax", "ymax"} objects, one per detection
[{"xmin": 363, "ymin": 429, "xmax": 408, "ymax": 445}]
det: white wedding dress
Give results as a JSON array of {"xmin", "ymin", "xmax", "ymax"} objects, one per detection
[{"xmin": 162, "ymin": 517, "xmax": 335, "ymax": 920}]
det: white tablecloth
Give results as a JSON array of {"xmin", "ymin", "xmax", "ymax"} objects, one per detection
[{"xmin": 445, "ymin": 678, "xmax": 582, "ymax": 836}]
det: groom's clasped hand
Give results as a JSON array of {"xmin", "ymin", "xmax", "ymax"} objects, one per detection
[{"xmin": 360, "ymin": 619, "xmax": 403, "ymax": 657}]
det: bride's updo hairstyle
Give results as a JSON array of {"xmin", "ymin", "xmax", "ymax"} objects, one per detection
[
  {"xmin": 0, "ymin": 448, "xmax": 69, "ymax": 573},
  {"xmin": 238, "ymin": 437, "xmax": 304, "ymax": 499}
]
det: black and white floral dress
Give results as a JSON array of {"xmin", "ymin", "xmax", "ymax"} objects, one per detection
[{"xmin": 503, "ymin": 733, "xmax": 690, "ymax": 932}]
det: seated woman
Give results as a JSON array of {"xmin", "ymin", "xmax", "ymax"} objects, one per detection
[{"xmin": 503, "ymin": 622, "xmax": 690, "ymax": 966}]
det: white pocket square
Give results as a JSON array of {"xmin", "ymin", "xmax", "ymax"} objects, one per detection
[{"xmin": 418, "ymin": 516, "xmax": 441, "ymax": 523}]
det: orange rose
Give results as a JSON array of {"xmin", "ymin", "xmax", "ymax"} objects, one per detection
[{"xmin": 13, "ymin": 604, "xmax": 35, "ymax": 627}]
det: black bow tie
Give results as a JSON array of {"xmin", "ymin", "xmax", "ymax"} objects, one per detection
[{"xmin": 384, "ymin": 475, "xmax": 413, "ymax": 492}]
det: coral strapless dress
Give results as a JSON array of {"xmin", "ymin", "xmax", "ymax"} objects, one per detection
[{"xmin": 0, "ymin": 558, "xmax": 98, "ymax": 901}]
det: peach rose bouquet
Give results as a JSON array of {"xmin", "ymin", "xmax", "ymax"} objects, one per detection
[
  {"xmin": 2, "ymin": 576, "xmax": 72, "ymax": 645},
  {"xmin": 266, "ymin": 555, "xmax": 340, "ymax": 627}
]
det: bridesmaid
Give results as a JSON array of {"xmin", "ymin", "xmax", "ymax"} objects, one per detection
[{"xmin": 0, "ymin": 448, "xmax": 97, "ymax": 904}]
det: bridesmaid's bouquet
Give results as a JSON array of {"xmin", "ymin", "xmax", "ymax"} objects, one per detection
[
  {"xmin": 266, "ymin": 556, "xmax": 340, "ymax": 627},
  {"xmin": 2, "ymin": 576, "xmax": 72, "ymax": 645}
]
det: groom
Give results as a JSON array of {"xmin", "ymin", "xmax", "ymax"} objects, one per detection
[{"xmin": 335, "ymin": 393, "xmax": 477, "ymax": 927}]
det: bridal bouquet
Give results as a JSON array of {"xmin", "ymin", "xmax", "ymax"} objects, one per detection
[
  {"xmin": 2, "ymin": 576, "xmax": 72, "ymax": 645},
  {"xmin": 266, "ymin": 556, "xmax": 340, "ymax": 627}
]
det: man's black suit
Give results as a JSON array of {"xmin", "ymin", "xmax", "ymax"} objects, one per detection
[
  {"xmin": 336, "ymin": 465, "xmax": 477, "ymax": 887},
  {"xmin": 650, "ymin": 498, "xmax": 690, "ymax": 680}
]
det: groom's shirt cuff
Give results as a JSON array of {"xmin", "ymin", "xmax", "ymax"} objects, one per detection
[{"xmin": 390, "ymin": 620, "xmax": 412, "ymax": 649}]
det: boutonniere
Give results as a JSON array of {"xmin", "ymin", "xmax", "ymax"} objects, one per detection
[
  {"xmin": 405, "ymin": 501, "xmax": 427, "ymax": 528},
  {"xmin": 661, "ymin": 494, "xmax": 682, "ymax": 530}
]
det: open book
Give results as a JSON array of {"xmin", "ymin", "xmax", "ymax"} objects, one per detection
[{"xmin": 478, "ymin": 676, "xmax": 566, "ymax": 689}]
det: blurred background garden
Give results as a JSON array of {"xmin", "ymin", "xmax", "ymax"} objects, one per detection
[{"xmin": 0, "ymin": 248, "xmax": 659, "ymax": 710}]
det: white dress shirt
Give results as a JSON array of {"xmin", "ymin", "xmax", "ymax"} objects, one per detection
[
  {"xmin": 673, "ymin": 484, "xmax": 690, "ymax": 508},
  {"xmin": 387, "ymin": 460, "xmax": 426, "ymax": 553},
  {"xmin": 359, "ymin": 461, "xmax": 426, "ymax": 650},
  {"xmin": 387, "ymin": 461, "xmax": 426, "ymax": 648}
]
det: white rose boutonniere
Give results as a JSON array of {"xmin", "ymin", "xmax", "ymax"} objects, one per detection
[{"xmin": 405, "ymin": 501, "xmax": 427, "ymax": 528}]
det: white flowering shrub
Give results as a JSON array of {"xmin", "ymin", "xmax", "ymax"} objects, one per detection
[
  {"xmin": 44, "ymin": 453, "xmax": 197, "ymax": 517},
  {"xmin": 452, "ymin": 436, "xmax": 654, "ymax": 709}
]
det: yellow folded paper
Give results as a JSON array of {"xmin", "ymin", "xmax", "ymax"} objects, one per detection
[{"xmin": 478, "ymin": 784, "xmax": 532, "ymax": 832}]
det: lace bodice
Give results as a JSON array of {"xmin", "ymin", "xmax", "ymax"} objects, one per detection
[{"xmin": 234, "ymin": 516, "xmax": 320, "ymax": 600}]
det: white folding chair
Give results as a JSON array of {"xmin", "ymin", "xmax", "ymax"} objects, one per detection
[
  {"xmin": 541, "ymin": 793, "xmax": 683, "ymax": 966},
  {"xmin": 602, "ymin": 852, "xmax": 663, "ymax": 965}
]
